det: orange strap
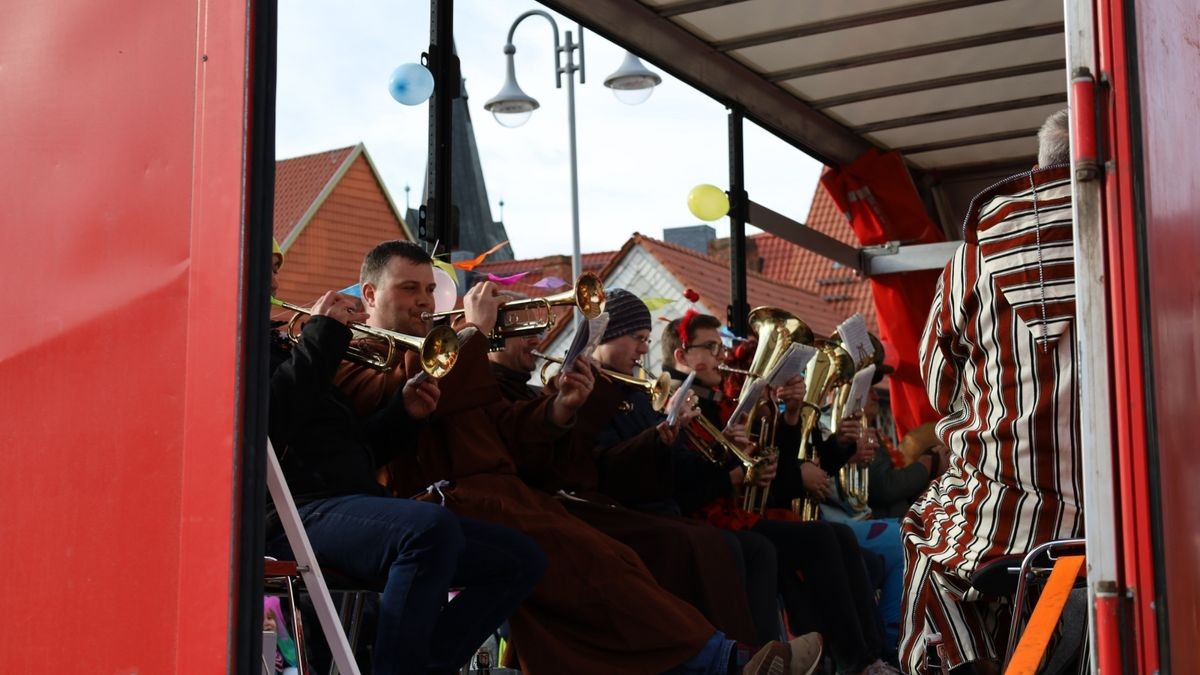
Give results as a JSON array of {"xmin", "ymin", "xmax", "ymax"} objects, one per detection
[{"xmin": 1004, "ymin": 554, "xmax": 1086, "ymax": 675}]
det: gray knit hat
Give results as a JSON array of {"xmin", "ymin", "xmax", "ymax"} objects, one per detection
[{"xmin": 600, "ymin": 289, "xmax": 652, "ymax": 343}]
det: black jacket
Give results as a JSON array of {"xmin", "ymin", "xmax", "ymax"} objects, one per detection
[{"xmin": 267, "ymin": 316, "xmax": 419, "ymax": 533}]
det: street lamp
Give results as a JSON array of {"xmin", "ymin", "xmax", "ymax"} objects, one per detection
[{"xmin": 484, "ymin": 10, "xmax": 660, "ymax": 282}]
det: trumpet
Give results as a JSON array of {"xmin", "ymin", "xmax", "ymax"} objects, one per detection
[
  {"xmin": 682, "ymin": 414, "xmax": 776, "ymax": 512},
  {"xmin": 533, "ymin": 351, "xmax": 673, "ymax": 412},
  {"xmin": 422, "ymin": 272, "xmax": 605, "ymax": 340},
  {"xmin": 272, "ymin": 298, "xmax": 460, "ymax": 378}
]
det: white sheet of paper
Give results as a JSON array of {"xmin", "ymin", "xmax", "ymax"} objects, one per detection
[
  {"xmin": 841, "ymin": 365, "xmax": 876, "ymax": 420},
  {"xmin": 563, "ymin": 311, "xmax": 609, "ymax": 370},
  {"xmin": 765, "ymin": 343, "xmax": 819, "ymax": 387},
  {"xmin": 725, "ymin": 378, "xmax": 768, "ymax": 431},
  {"xmin": 837, "ymin": 313, "xmax": 875, "ymax": 366},
  {"xmin": 666, "ymin": 371, "xmax": 696, "ymax": 426}
]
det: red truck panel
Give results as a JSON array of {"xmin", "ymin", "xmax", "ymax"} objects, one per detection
[{"xmin": 0, "ymin": 0, "xmax": 251, "ymax": 671}]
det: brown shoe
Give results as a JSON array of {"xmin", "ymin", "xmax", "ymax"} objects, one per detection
[
  {"xmin": 742, "ymin": 641, "xmax": 791, "ymax": 675},
  {"xmin": 787, "ymin": 632, "xmax": 823, "ymax": 675}
]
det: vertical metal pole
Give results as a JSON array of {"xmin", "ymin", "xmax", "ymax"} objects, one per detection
[
  {"xmin": 564, "ymin": 30, "xmax": 582, "ymax": 283},
  {"xmin": 727, "ymin": 109, "xmax": 749, "ymax": 337},
  {"xmin": 424, "ymin": 0, "xmax": 459, "ymax": 253}
]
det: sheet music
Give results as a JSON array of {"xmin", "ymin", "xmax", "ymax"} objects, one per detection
[
  {"xmin": 841, "ymin": 365, "xmax": 876, "ymax": 420},
  {"xmin": 666, "ymin": 371, "xmax": 696, "ymax": 426},
  {"xmin": 836, "ymin": 313, "xmax": 875, "ymax": 366},
  {"xmin": 765, "ymin": 343, "xmax": 819, "ymax": 387},
  {"xmin": 563, "ymin": 311, "xmax": 609, "ymax": 370},
  {"xmin": 725, "ymin": 378, "xmax": 768, "ymax": 431}
]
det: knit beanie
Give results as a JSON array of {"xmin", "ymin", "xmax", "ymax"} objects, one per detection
[{"xmin": 600, "ymin": 289, "xmax": 651, "ymax": 343}]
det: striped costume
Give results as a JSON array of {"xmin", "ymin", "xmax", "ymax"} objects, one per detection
[{"xmin": 898, "ymin": 165, "xmax": 1084, "ymax": 673}]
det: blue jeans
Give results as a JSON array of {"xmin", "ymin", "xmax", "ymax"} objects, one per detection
[
  {"xmin": 267, "ymin": 494, "xmax": 546, "ymax": 675},
  {"xmin": 663, "ymin": 631, "xmax": 735, "ymax": 674}
]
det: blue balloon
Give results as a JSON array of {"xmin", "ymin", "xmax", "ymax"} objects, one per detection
[{"xmin": 388, "ymin": 63, "xmax": 435, "ymax": 105}]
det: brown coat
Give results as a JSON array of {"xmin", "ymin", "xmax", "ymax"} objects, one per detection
[
  {"xmin": 491, "ymin": 362, "xmax": 758, "ymax": 644},
  {"xmin": 336, "ymin": 330, "xmax": 714, "ymax": 675}
]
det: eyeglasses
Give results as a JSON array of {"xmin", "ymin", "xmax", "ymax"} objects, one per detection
[
  {"xmin": 686, "ymin": 341, "xmax": 726, "ymax": 356},
  {"xmin": 627, "ymin": 334, "xmax": 652, "ymax": 346}
]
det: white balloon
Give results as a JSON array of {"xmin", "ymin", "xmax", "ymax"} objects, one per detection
[{"xmin": 432, "ymin": 266, "xmax": 458, "ymax": 313}]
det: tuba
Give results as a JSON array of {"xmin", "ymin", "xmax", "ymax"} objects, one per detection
[
  {"xmin": 272, "ymin": 298, "xmax": 460, "ymax": 378},
  {"xmin": 424, "ymin": 272, "xmax": 605, "ymax": 340},
  {"xmin": 723, "ymin": 307, "xmax": 814, "ymax": 514},
  {"xmin": 791, "ymin": 337, "xmax": 855, "ymax": 520},
  {"xmin": 829, "ymin": 332, "xmax": 884, "ymax": 514}
]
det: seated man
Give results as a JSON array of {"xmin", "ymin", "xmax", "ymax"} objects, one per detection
[
  {"xmin": 868, "ymin": 421, "xmax": 948, "ymax": 520},
  {"xmin": 899, "ymin": 109, "xmax": 1082, "ymax": 675},
  {"xmin": 655, "ymin": 307, "xmax": 897, "ymax": 675},
  {"xmin": 265, "ymin": 243, "xmax": 545, "ymax": 675},
  {"xmin": 336, "ymin": 240, "xmax": 796, "ymax": 675},
  {"xmin": 487, "ymin": 323, "xmax": 760, "ymax": 645}
]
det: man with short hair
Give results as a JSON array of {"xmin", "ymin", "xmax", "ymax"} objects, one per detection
[
  {"xmin": 265, "ymin": 242, "xmax": 545, "ymax": 675},
  {"xmin": 899, "ymin": 109, "xmax": 1082, "ymax": 674},
  {"xmin": 337, "ymin": 241, "xmax": 796, "ymax": 675}
]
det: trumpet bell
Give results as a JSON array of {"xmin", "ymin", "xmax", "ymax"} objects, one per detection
[{"xmin": 418, "ymin": 325, "xmax": 460, "ymax": 378}]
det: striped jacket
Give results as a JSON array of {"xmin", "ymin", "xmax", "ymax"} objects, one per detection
[{"xmin": 910, "ymin": 164, "xmax": 1084, "ymax": 580}]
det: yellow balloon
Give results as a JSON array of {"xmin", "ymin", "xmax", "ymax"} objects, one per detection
[{"xmin": 687, "ymin": 184, "xmax": 731, "ymax": 221}]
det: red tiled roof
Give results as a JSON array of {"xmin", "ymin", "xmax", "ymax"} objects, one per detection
[
  {"xmin": 628, "ymin": 233, "xmax": 843, "ymax": 338},
  {"xmin": 751, "ymin": 184, "xmax": 878, "ymax": 333},
  {"xmin": 274, "ymin": 145, "xmax": 357, "ymax": 245}
]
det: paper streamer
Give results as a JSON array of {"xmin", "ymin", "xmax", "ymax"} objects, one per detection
[
  {"xmin": 642, "ymin": 297, "xmax": 677, "ymax": 311},
  {"xmin": 452, "ymin": 240, "xmax": 510, "ymax": 271},
  {"xmin": 532, "ymin": 276, "xmax": 567, "ymax": 290},
  {"xmin": 486, "ymin": 271, "xmax": 530, "ymax": 284},
  {"xmin": 339, "ymin": 283, "xmax": 362, "ymax": 298}
]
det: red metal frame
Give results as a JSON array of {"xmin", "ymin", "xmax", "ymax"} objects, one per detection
[{"xmin": 1094, "ymin": 0, "xmax": 1159, "ymax": 671}]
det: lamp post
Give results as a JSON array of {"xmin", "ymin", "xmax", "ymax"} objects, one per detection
[{"xmin": 484, "ymin": 10, "xmax": 661, "ymax": 282}]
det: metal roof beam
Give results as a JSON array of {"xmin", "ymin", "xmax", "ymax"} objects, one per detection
[
  {"xmin": 536, "ymin": 0, "xmax": 872, "ymax": 165},
  {"xmin": 746, "ymin": 200, "xmax": 864, "ymax": 274},
  {"xmin": 811, "ymin": 60, "xmax": 1064, "ymax": 109},
  {"xmin": 713, "ymin": 0, "xmax": 1004, "ymax": 52},
  {"xmin": 895, "ymin": 127, "xmax": 1040, "ymax": 155},
  {"xmin": 655, "ymin": 0, "xmax": 750, "ymax": 18},
  {"xmin": 766, "ymin": 22, "xmax": 1063, "ymax": 82},
  {"xmin": 852, "ymin": 93, "xmax": 1067, "ymax": 133}
]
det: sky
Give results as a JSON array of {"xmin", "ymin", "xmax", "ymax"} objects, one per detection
[{"xmin": 275, "ymin": 0, "xmax": 825, "ymax": 261}]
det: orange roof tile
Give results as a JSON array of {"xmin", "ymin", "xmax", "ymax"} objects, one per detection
[
  {"xmin": 751, "ymin": 184, "xmax": 879, "ymax": 333},
  {"xmin": 274, "ymin": 145, "xmax": 357, "ymax": 245}
]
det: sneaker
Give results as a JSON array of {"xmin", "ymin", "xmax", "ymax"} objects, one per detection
[
  {"xmin": 742, "ymin": 640, "xmax": 791, "ymax": 675},
  {"xmin": 862, "ymin": 659, "xmax": 903, "ymax": 674},
  {"xmin": 786, "ymin": 632, "xmax": 823, "ymax": 675}
]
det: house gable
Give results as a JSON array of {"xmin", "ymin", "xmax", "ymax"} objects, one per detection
[{"xmin": 274, "ymin": 150, "xmax": 412, "ymax": 308}]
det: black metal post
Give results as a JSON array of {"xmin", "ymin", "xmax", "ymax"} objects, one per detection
[
  {"xmin": 727, "ymin": 108, "xmax": 750, "ymax": 337},
  {"xmin": 422, "ymin": 0, "xmax": 460, "ymax": 253}
]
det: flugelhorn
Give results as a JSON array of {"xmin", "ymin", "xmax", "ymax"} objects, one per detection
[
  {"xmin": 533, "ymin": 351, "xmax": 672, "ymax": 412},
  {"xmin": 423, "ymin": 272, "xmax": 605, "ymax": 339},
  {"xmin": 272, "ymin": 298, "xmax": 460, "ymax": 378}
]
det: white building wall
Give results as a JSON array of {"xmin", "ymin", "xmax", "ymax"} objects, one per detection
[{"xmin": 533, "ymin": 244, "xmax": 717, "ymax": 385}]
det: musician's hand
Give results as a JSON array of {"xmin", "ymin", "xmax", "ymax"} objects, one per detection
[
  {"xmin": 550, "ymin": 357, "xmax": 595, "ymax": 425},
  {"xmin": 665, "ymin": 387, "xmax": 697, "ymax": 418},
  {"xmin": 801, "ymin": 461, "xmax": 832, "ymax": 501},
  {"xmin": 725, "ymin": 422, "xmax": 753, "ymax": 451},
  {"xmin": 753, "ymin": 456, "xmax": 778, "ymax": 487},
  {"xmin": 835, "ymin": 418, "xmax": 862, "ymax": 446},
  {"xmin": 851, "ymin": 431, "xmax": 878, "ymax": 465},
  {"xmin": 402, "ymin": 375, "xmax": 440, "ymax": 420},
  {"xmin": 776, "ymin": 375, "xmax": 807, "ymax": 425},
  {"xmin": 729, "ymin": 466, "xmax": 746, "ymax": 487},
  {"xmin": 312, "ymin": 291, "xmax": 366, "ymax": 326},
  {"xmin": 656, "ymin": 420, "xmax": 680, "ymax": 446},
  {"xmin": 462, "ymin": 281, "xmax": 504, "ymax": 332}
]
